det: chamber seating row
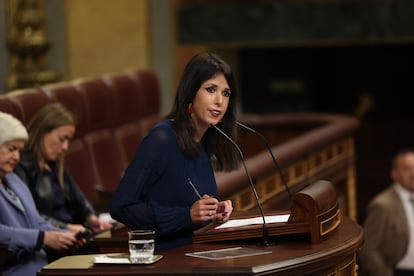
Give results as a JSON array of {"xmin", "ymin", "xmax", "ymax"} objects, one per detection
[{"xmin": 0, "ymin": 70, "xmax": 161, "ymax": 211}]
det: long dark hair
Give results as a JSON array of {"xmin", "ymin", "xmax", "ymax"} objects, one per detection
[{"xmin": 168, "ymin": 52, "xmax": 240, "ymax": 171}]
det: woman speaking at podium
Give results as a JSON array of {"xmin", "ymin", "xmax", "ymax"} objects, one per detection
[{"xmin": 111, "ymin": 52, "xmax": 240, "ymax": 251}]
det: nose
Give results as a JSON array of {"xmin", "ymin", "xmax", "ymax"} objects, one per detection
[
  {"xmin": 12, "ymin": 150, "xmax": 20, "ymax": 161},
  {"xmin": 215, "ymin": 92, "xmax": 223, "ymax": 106}
]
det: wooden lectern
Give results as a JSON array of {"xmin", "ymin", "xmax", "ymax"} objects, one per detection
[
  {"xmin": 193, "ymin": 180, "xmax": 341, "ymax": 243},
  {"xmin": 38, "ymin": 180, "xmax": 363, "ymax": 276}
]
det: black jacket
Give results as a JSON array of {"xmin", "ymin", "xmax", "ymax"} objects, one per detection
[{"xmin": 14, "ymin": 150, "xmax": 96, "ymax": 229}]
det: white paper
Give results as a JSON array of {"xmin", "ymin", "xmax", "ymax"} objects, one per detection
[
  {"xmin": 94, "ymin": 255, "xmax": 131, "ymax": 264},
  {"xmin": 93, "ymin": 254, "xmax": 163, "ymax": 265},
  {"xmin": 215, "ymin": 214, "xmax": 290, "ymax": 229}
]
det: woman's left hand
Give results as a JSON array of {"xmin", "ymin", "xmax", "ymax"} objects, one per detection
[{"xmin": 214, "ymin": 200, "xmax": 233, "ymax": 222}]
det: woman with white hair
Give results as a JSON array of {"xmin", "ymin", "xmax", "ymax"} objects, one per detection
[{"xmin": 0, "ymin": 112, "xmax": 81, "ymax": 276}]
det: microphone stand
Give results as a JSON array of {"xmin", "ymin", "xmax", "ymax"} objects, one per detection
[
  {"xmin": 211, "ymin": 124, "xmax": 273, "ymax": 247},
  {"xmin": 237, "ymin": 122, "xmax": 292, "ymax": 199}
]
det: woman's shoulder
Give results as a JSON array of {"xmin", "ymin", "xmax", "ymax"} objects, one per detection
[
  {"xmin": 152, "ymin": 120, "xmax": 174, "ymax": 131},
  {"xmin": 146, "ymin": 120, "xmax": 176, "ymax": 142},
  {"xmin": 4, "ymin": 172, "xmax": 31, "ymax": 191}
]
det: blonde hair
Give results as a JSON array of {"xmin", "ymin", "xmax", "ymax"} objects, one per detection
[{"xmin": 26, "ymin": 103, "xmax": 75, "ymax": 186}]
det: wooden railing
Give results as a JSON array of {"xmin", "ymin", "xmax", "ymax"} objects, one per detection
[{"xmin": 216, "ymin": 113, "xmax": 360, "ymax": 220}]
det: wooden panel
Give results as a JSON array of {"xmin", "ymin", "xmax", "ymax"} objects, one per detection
[
  {"xmin": 216, "ymin": 113, "xmax": 359, "ymax": 221},
  {"xmin": 65, "ymin": 0, "xmax": 150, "ymax": 79}
]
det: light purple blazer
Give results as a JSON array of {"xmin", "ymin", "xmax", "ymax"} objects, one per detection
[{"xmin": 0, "ymin": 172, "xmax": 59, "ymax": 276}]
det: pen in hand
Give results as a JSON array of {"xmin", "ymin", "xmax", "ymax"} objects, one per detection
[{"xmin": 187, "ymin": 178, "xmax": 202, "ymax": 199}]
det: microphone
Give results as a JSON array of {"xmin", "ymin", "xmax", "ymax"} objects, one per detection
[
  {"xmin": 211, "ymin": 124, "xmax": 273, "ymax": 246},
  {"xmin": 236, "ymin": 122, "xmax": 292, "ymax": 199}
]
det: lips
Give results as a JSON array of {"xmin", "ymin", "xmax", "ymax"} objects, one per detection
[
  {"xmin": 209, "ymin": 110, "xmax": 221, "ymax": 117},
  {"xmin": 2, "ymin": 162, "xmax": 16, "ymax": 172}
]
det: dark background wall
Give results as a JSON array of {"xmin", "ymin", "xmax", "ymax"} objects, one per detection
[
  {"xmin": 179, "ymin": 0, "xmax": 414, "ymax": 43},
  {"xmin": 238, "ymin": 44, "xmax": 414, "ymax": 222}
]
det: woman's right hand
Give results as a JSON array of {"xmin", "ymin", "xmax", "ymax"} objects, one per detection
[
  {"xmin": 190, "ymin": 195, "xmax": 219, "ymax": 224},
  {"xmin": 43, "ymin": 231, "xmax": 82, "ymax": 250},
  {"xmin": 67, "ymin": 223, "xmax": 86, "ymax": 234}
]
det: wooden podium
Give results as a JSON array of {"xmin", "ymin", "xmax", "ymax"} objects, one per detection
[
  {"xmin": 38, "ymin": 218, "xmax": 362, "ymax": 276},
  {"xmin": 193, "ymin": 180, "xmax": 341, "ymax": 243},
  {"xmin": 37, "ymin": 180, "xmax": 363, "ymax": 276}
]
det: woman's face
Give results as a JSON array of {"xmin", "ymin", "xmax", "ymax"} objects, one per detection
[
  {"xmin": 191, "ymin": 73, "xmax": 231, "ymax": 138},
  {"xmin": 41, "ymin": 125, "xmax": 75, "ymax": 161},
  {"xmin": 0, "ymin": 140, "xmax": 25, "ymax": 176}
]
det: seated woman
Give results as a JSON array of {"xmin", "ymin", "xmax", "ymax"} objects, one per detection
[
  {"xmin": 13, "ymin": 103, "xmax": 112, "ymax": 235},
  {"xmin": 0, "ymin": 111, "xmax": 81, "ymax": 276},
  {"xmin": 110, "ymin": 52, "xmax": 240, "ymax": 251}
]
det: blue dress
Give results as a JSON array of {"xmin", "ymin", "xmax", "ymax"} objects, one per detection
[{"xmin": 110, "ymin": 120, "xmax": 217, "ymax": 251}]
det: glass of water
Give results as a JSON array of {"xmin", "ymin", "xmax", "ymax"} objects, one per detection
[{"xmin": 128, "ymin": 230, "xmax": 155, "ymax": 263}]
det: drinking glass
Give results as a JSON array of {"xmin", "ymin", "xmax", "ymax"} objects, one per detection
[{"xmin": 128, "ymin": 230, "xmax": 155, "ymax": 263}]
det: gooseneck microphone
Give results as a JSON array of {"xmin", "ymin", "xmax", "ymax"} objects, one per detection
[
  {"xmin": 211, "ymin": 124, "xmax": 273, "ymax": 246},
  {"xmin": 237, "ymin": 122, "xmax": 292, "ymax": 199}
]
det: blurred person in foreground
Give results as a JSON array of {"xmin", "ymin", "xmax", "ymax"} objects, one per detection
[{"xmin": 359, "ymin": 148, "xmax": 414, "ymax": 276}]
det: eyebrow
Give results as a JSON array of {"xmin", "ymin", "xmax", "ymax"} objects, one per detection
[
  {"xmin": 204, "ymin": 83, "xmax": 218, "ymax": 87},
  {"xmin": 59, "ymin": 135, "xmax": 73, "ymax": 141},
  {"xmin": 6, "ymin": 145, "xmax": 20, "ymax": 150},
  {"xmin": 204, "ymin": 83, "xmax": 231, "ymax": 91}
]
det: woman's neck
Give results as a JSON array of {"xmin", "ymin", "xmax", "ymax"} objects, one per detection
[
  {"xmin": 39, "ymin": 160, "xmax": 51, "ymax": 171},
  {"xmin": 193, "ymin": 124, "xmax": 208, "ymax": 143}
]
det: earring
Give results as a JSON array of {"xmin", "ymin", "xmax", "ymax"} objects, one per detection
[{"xmin": 187, "ymin": 104, "xmax": 193, "ymax": 115}]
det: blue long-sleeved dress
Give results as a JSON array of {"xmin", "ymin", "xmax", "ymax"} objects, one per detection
[{"xmin": 110, "ymin": 120, "xmax": 217, "ymax": 251}]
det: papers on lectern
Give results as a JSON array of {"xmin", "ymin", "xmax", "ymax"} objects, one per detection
[{"xmin": 215, "ymin": 214, "xmax": 290, "ymax": 230}]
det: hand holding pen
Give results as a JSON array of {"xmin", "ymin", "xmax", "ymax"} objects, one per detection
[{"xmin": 188, "ymin": 178, "xmax": 233, "ymax": 224}]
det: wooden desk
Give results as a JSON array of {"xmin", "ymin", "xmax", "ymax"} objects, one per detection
[{"xmin": 37, "ymin": 217, "xmax": 363, "ymax": 275}]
